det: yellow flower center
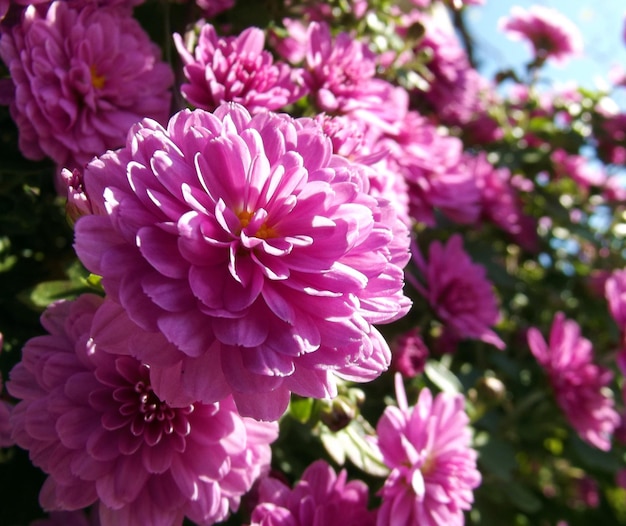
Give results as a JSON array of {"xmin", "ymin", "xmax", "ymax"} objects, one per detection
[
  {"xmin": 90, "ymin": 65, "xmax": 106, "ymax": 90},
  {"xmin": 238, "ymin": 210, "xmax": 275, "ymax": 239}
]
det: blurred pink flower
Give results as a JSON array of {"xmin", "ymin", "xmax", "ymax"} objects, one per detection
[
  {"xmin": 409, "ymin": 235, "xmax": 505, "ymax": 349},
  {"xmin": 375, "ymin": 374, "xmax": 481, "ymax": 526},
  {"xmin": 0, "ymin": 1, "xmax": 172, "ymax": 178},
  {"xmin": 499, "ymin": 5, "xmax": 583, "ymax": 64},
  {"xmin": 174, "ymin": 22, "xmax": 305, "ymax": 113},
  {"xmin": 391, "ymin": 328, "xmax": 429, "ymax": 378},
  {"xmin": 527, "ymin": 312, "xmax": 619, "ymax": 450},
  {"xmin": 303, "ymin": 21, "xmax": 407, "ymax": 132},
  {"xmin": 0, "ymin": 333, "xmax": 12, "ymax": 447},
  {"xmin": 195, "ymin": 0, "xmax": 234, "ymax": 18},
  {"xmin": 8, "ymin": 295, "xmax": 277, "ymax": 525},
  {"xmin": 408, "ymin": 13, "xmax": 488, "ymax": 127},
  {"xmin": 605, "ymin": 268, "xmax": 626, "ymax": 334},
  {"xmin": 376, "ymin": 111, "xmax": 480, "ymax": 226},
  {"xmin": 74, "ymin": 103, "xmax": 411, "ymax": 420},
  {"xmin": 249, "ymin": 460, "xmax": 376, "ymax": 526},
  {"xmin": 551, "ymin": 149, "xmax": 606, "ymax": 190},
  {"xmin": 470, "ymin": 153, "xmax": 527, "ymax": 234}
]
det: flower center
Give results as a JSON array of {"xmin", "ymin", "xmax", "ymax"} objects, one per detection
[
  {"xmin": 134, "ymin": 379, "xmax": 176, "ymax": 425},
  {"xmin": 90, "ymin": 65, "xmax": 106, "ymax": 90},
  {"xmin": 421, "ymin": 453, "xmax": 437, "ymax": 476},
  {"xmin": 114, "ymin": 364, "xmax": 194, "ymax": 444},
  {"xmin": 238, "ymin": 209, "xmax": 276, "ymax": 239}
]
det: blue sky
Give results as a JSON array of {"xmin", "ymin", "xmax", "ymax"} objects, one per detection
[{"xmin": 465, "ymin": 0, "xmax": 626, "ymax": 95}]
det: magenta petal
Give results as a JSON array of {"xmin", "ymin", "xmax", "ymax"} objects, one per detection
[
  {"xmin": 213, "ymin": 312, "xmax": 269, "ymax": 347},
  {"xmin": 137, "ymin": 226, "xmax": 188, "ymax": 279},
  {"xmin": 233, "ymin": 387, "xmax": 290, "ymax": 421}
]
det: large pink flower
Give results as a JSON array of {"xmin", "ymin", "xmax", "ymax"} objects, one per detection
[
  {"xmin": 499, "ymin": 5, "xmax": 583, "ymax": 64},
  {"xmin": 409, "ymin": 235, "xmax": 505, "ymax": 349},
  {"xmin": 174, "ymin": 22, "xmax": 305, "ymax": 113},
  {"xmin": 74, "ymin": 103, "xmax": 411, "ymax": 420},
  {"xmin": 0, "ymin": 1, "xmax": 173, "ymax": 176},
  {"xmin": 8, "ymin": 294, "xmax": 278, "ymax": 526},
  {"xmin": 375, "ymin": 374, "xmax": 481, "ymax": 526},
  {"xmin": 527, "ymin": 312, "xmax": 620, "ymax": 451},
  {"xmin": 249, "ymin": 460, "xmax": 376, "ymax": 526}
]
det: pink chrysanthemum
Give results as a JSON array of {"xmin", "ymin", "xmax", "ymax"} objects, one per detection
[
  {"xmin": 375, "ymin": 111, "xmax": 480, "ymax": 227},
  {"xmin": 407, "ymin": 13, "xmax": 488, "ymax": 127},
  {"xmin": 375, "ymin": 374, "xmax": 481, "ymax": 526},
  {"xmin": 468, "ymin": 152, "xmax": 537, "ymax": 250},
  {"xmin": 174, "ymin": 22, "xmax": 305, "ymax": 113},
  {"xmin": 527, "ymin": 312, "xmax": 619, "ymax": 451},
  {"xmin": 0, "ymin": 1, "xmax": 172, "ymax": 177},
  {"xmin": 391, "ymin": 328, "xmax": 429, "ymax": 378},
  {"xmin": 409, "ymin": 235, "xmax": 505, "ymax": 350},
  {"xmin": 74, "ymin": 103, "xmax": 411, "ymax": 420},
  {"xmin": 303, "ymin": 21, "xmax": 407, "ymax": 131},
  {"xmin": 499, "ymin": 5, "xmax": 583, "ymax": 64},
  {"xmin": 249, "ymin": 460, "xmax": 376, "ymax": 526},
  {"xmin": 8, "ymin": 295, "xmax": 278, "ymax": 525}
]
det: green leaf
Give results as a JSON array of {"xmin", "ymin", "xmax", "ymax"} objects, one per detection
[
  {"xmin": 289, "ymin": 397, "xmax": 314, "ymax": 424},
  {"xmin": 319, "ymin": 417, "xmax": 389, "ymax": 477},
  {"xmin": 25, "ymin": 280, "xmax": 88, "ymax": 308},
  {"xmin": 424, "ymin": 359, "xmax": 462, "ymax": 394}
]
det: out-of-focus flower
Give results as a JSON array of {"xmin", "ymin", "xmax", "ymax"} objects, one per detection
[
  {"xmin": 570, "ymin": 476, "xmax": 600, "ymax": 509},
  {"xmin": 409, "ymin": 235, "xmax": 505, "ymax": 349},
  {"xmin": 8, "ymin": 295, "xmax": 278, "ymax": 525},
  {"xmin": 0, "ymin": 333, "xmax": 13, "ymax": 447},
  {"xmin": 303, "ymin": 21, "xmax": 407, "ymax": 132},
  {"xmin": 527, "ymin": 312, "xmax": 620, "ymax": 450},
  {"xmin": 375, "ymin": 374, "xmax": 481, "ymax": 526},
  {"xmin": 376, "ymin": 111, "xmax": 480, "ymax": 227},
  {"xmin": 0, "ymin": 1, "xmax": 173, "ymax": 179},
  {"xmin": 174, "ymin": 22, "xmax": 305, "ymax": 113},
  {"xmin": 249, "ymin": 460, "xmax": 376, "ymax": 525},
  {"xmin": 408, "ymin": 11, "xmax": 489, "ymax": 127},
  {"xmin": 74, "ymin": 103, "xmax": 411, "ymax": 420},
  {"xmin": 551, "ymin": 149, "xmax": 606, "ymax": 190},
  {"xmin": 469, "ymin": 152, "xmax": 534, "ymax": 243},
  {"xmin": 499, "ymin": 5, "xmax": 583, "ymax": 64},
  {"xmin": 605, "ymin": 268, "xmax": 626, "ymax": 337},
  {"xmin": 391, "ymin": 328, "xmax": 429, "ymax": 378},
  {"xmin": 195, "ymin": 0, "xmax": 234, "ymax": 18}
]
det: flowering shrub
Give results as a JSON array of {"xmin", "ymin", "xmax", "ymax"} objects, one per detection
[{"xmin": 1, "ymin": 1, "xmax": 626, "ymax": 525}]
